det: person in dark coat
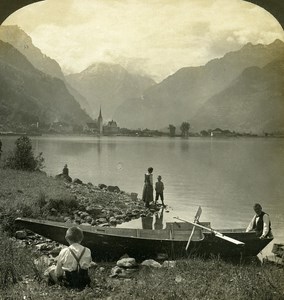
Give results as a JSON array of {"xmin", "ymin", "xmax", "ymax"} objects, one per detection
[
  {"xmin": 246, "ymin": 203, "xmax": 273, "ymax": 239},
  {"xmin": 142, "ymin": 167, "xmax": 154, "ymax": 208}
]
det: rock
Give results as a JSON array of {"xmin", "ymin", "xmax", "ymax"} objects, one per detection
[
  {"xmin": 141, "ymin": 259, "xmax": 162, "ymax": 268},
  {"xmin": 73, "ymin": 178, "xmax": 83, "ymax": 184},
  {"xmin": 35, "ymin": 243, "xmax": 53, "ymax": 251},
  {"xmin": 50, "ymin": 208, "xmax": 57, "ymax": 215},
  {"xmin": 81, "ymin": 222, "xmax": 92, "ymax": 226},
  {"xmin": 80, "ymin": 212, "xmax": 89, "ymax": 218},
  {"xmin": 115, "ymin": 214, "xmax": 126, "ymax": 220},
  {"xmin": 50, "ymin": 246, "xmax": 62, "ymax": 257},
  {"xmin": 162, "ymin": 261, "xmax": 176, "ymax": 268},
  {"xmin": 130, "ymin": 193, "xmax": 138, "ymax": 201},
  {"xmin": 107, "ymin": 186, "xmax": 120, "ymax": 193},
  {"xmin": 85, "ymin": 216, "xmax": 93, "ymax": 223},
  {"xmin": 98, "ymin": 223, "xmax": 110, "ymax": 227},
  {"xmin": 117, "ymin": 258, "xmax": 137, "ymax": 268},
  {"xmin": 15, "ymin": 230, "xmax": 27, "ymax": 239},
  {"xmin": 56, "ymin": 173, "xmax": 72, "ymax": 182},
  {"xmin": 109, "ymin": 217, "xmax": 117, "ymax": 224},
  {"xmin": 98, "ymin": 184, "xmax": 107, "ymax": 189},
  {"xmin": 97, "ymin": 218, "xmax": 108, "ymax": 224},
  {"xmin": 110, "ymin": 266, "xmax": 125, "ymax": 278}
]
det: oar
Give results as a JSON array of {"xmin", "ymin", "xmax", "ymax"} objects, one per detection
[
  {"xmin": 185, "ymin": 206, "xmax": 202, "ymax": 250},
  {"xmin": 174, "ymin": 217, "xmax": 244, "ymax": 246}
]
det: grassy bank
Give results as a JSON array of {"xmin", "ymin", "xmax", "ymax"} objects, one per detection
[
  {"xmin": 1, "ymin": 234, "xmax": 284, "ymax": 300},
  {"xmin": 0, "ymin": 168, "xmax": 284, "ymax": 299}
]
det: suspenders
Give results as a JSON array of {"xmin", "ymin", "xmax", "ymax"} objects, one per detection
[{"xmin": 68, "ymin": 247, "xmax": 86, "ymax": 271}]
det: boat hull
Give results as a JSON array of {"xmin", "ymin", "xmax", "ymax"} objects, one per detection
[{"xmin": 15, "ymin": 218, "xmax": 273, "ymax": 261}]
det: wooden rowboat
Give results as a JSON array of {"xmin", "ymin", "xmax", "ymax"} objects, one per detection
[{"xmin": 15, "ymin": 217, "xmax": 273, "ymax": 261}]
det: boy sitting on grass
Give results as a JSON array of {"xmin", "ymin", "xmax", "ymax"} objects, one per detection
[{"xmin": 47, "ymin": 226, "xmax": 92, "ymax": 290}]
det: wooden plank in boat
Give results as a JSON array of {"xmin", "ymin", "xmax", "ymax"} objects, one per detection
[{"xmin": 165, "ymin": 222, "xmax": 211, "ymax": 230}]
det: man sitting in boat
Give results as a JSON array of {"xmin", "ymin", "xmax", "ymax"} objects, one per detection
[
  {"xmin": 47, "ymin": 226, "xmax": 92, "ymax": 289},
  {"xmin": 246, "ymin": 203, "xmax": 273, "ymax": 239}
]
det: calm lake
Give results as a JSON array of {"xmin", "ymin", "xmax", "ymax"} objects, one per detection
[{"xmin": 2, "ymin": 135, "xmax": 284, "ymax": 256}]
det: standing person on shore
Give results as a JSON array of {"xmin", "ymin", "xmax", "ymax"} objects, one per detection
[
  {"xmin": 246, "ymin": 203, "xmax": 273, "ymax": 239},
  {"xmin": 142, "ymin": 167, "xmax": 154, "ymax": 208},
  {"xmin": 155, "ymin": 175, "xmax": 165, "ymax": 207}
]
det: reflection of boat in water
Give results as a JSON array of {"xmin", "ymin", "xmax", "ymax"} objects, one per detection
[{"xmin": 15, "ymin": 216, "xmax": 273, "ymax": 261}]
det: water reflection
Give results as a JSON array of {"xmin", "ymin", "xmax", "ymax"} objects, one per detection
[
  {"xmin": 141, "ymin": 207, "xmax": 164, "ymax": 230},
  {"xmin": 141, "ymin": 215, "xmax": 153, "ymax": 229},
  {"xmin": 154, "ymin": 207, "xmax": 164, "ymax": 230}
]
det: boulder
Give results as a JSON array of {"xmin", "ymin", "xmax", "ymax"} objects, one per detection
[
  {"xmin": 35, "ymin": 243, "xmax": 53, "ymax": 251},
  {"xmin": 109, "ymin": 217, "xmax": 117, "ymax": 224},
  {"xmin": 98, "ymin": 184, "xmax": 107, "ymax": 189},
  {"xmin": 97, "ymin": 218, "xmax": 108, "ymax": 224},
  {"xmin": 81, "ymin": 222, "xmax": 92, "ymax": 226},
  {"xmin": 162, "ymin": 261, "xmax": 176, "ymax": 268},
  {"xmin": 130, "ymin": 193, "xmax": 138, "ymax": 201},
  {"xmin": 80, "ymin": 212, "xmax": 89, "ymax": 218},
  {"xmin": 107, "ymin": 186, "xmax": 120, "ymax": 193},
  {"xmin": 141, "ymin": 259, "xmax": 162, "ymax": 268},
  {"xmin": 15, "ymin": 230, "xmax": 27, "ymax": 239},
  {"xmin": 117, "ymin": 258, "xmax": 137, "ymax": 268},
  {"xmin": 56, "ymin": 173, "xmax": 72, "ymax": 182},
  {"xmin": 110, "ymin": 266, "xmax": 127, "ymax": 278},
  {"xmin": 73, "ymin": 178, "xmax": 83, "ymax": 185}
]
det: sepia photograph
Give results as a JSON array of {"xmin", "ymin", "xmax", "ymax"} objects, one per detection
[{"xmin": 0, "ymin": 0, "xmax": 283, "ymax": 298}]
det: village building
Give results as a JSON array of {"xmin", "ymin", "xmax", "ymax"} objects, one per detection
[
  {"xmin": 84, "ymin": 107, "xmax": 119, "ymax": 135},
  {"xmin": 103, "ymin": 120, "xmax": 119, "ymax": 135}
]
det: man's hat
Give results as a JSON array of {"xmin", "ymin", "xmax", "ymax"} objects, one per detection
[{"xmin": 157, "ymin": 175, "xmax": 162, "ymax": 179}]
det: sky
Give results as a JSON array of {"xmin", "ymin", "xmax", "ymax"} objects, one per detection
[{"xmin": 4, "ymin": 0, "xmax": 284, "ymax": 81}]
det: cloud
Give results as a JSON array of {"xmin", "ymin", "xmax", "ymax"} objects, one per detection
[{"xmin": 4, "ymin": 0, "xmax": 284, "ymax": 81}]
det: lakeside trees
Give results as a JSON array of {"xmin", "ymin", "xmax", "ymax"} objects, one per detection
[
  {"xmin": 4, "ymin": 136, "xmax": 44, "ymax": 171},
  {"xmin": 168, "ymin": 124, "xmax": 176, "ymax": 137},
  {"xmin": 180, "ymin": 122, "xmax": 190, "ymax": 138}
]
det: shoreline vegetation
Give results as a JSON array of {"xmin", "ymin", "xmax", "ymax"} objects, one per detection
[
  {"xmin": 0, "ymin": 141, "xmax": 284, "ymax": 299},
  {"xmin": 1, "ymin": 131, "xmax": 284, "ymax": 138}
]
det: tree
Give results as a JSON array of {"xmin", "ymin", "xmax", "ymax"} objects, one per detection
[
  {"xmin": 168, "ymin": 124, "xmax": 176, "ymax": 137},
  {"xmin": 180, "ymin": 122, "xmax": 190, "ymax": 137},
  {"xmin": 5, "ymin": 136, "xmax": 44, "ymax": 171}
]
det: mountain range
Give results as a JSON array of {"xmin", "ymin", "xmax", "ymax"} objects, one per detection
[
  {"xmin": 65, "ymin": 63, "xmax": 156, "ymax": 119},
  {"xmin": 0, "ymin": 40, "xmax": 91, "ymax": 126},
  {"xmin": 0, "ymin": 24, "xmax": 283, "ymax": 134},
  {"xmin": 0, "ymin": 25, "xmax": 92, "ymax": 115},
  {"xmin": 113, "ymin": 39, "xmax": 284, "ymax": 133}
]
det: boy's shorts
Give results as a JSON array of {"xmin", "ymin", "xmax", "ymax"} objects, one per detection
[{"xmin": 155, "ymin": 192, "xmax": 164, "ymax": 201}]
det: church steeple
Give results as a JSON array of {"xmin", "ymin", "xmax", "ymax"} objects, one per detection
[
  {"xmin": 99, "ymin": 106, "xmax": 102, "ymax": 118},
  {"xmin": 98, "ymin": 105, "xmax": 103, "ymax": 135}
]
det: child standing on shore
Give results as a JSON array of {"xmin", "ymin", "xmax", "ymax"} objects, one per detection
[
  {"xmin": 155, "ymin": 175, "xmax": 165, "ymax": 207},
  {"xmin": 48, "ymin": 226, "xmax": 92, "ymax": 290}
]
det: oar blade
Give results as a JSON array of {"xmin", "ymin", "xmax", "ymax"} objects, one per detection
[{"xmin": 214, "ymin": 232, "xmax": 244, "ymax": 245}]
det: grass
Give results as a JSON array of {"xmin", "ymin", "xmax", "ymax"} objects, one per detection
[{"xmin": 0, "ymin": 168, "xmax": 284, "ymax": 299}]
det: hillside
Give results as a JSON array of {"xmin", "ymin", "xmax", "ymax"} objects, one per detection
[
  {"xmin": 65, "ymin": 63, "xmax": 156, "ymax": 119},
  {"xmin": 0, "ymin": 40, "xmax": 91, "ymax": 127},
  {"xmin": 114, "ymin": 39, "xmax": 284, "ymax": 129},
  {"xmin": 191, "ymin": 59, "xmax": 284, "ymax": 133},
  {"xmin": 0, "ymin": 25, "xmax": 91, "ymax": 115}
]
